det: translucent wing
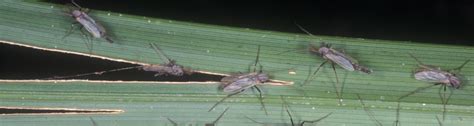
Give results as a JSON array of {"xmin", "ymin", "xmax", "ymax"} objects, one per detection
[
  {"xmin": 324, "ymin": 52, "xmax": 355, "ymax": 71},
  {"xmin": 414, "ymin": 70, "xmax": 449, "ymax": 83},
  {"xmin": 331, "ymin": 48, "xmax": 359, "ymax": 64},
  {"xmin": 221, "ymin": 74, "xmax": 245, "ymax": 85},
  {"xmin": 222, "ymin": 77, "xmax": 258, "ymax": 94}
]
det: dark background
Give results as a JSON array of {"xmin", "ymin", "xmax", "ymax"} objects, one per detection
[{"xmin": 1, "ymin": 0, "xmax": 473, "ymax": 80}]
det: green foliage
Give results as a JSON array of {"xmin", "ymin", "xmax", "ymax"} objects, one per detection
[{"xmin": 0, "ymin": 0, "xmax": 473, "ymax": 125}]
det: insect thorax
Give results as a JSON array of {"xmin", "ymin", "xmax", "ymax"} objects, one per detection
[{"xmin": 318, "ymin": 47, "xmax": 330, "ymax": 55}]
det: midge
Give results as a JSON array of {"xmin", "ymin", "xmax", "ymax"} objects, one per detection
[
  {"xmin": 63, "ymin": 0, "xmax": 114, "ymax": 51},
  {"xmin": 166, "ymin": 107, "xmax": 230, "ymax": 126},
  {"xmin": 395, "ymin": 54, "xmax": 470, "ymax": 124},
  {"xmin": 208, "ymin": 45, "xmax": 269, "ymax": 115},
  {"xmin": 295, "ymin": 24, "xmax": 372, "ymax": 103},
  {"xmin": 45, "ymin": 43, "xmax": 191, "ymax": 79},
  {"xmin": 246, "ymin": 96, "xmax": 333, "ymax": 126},
  {"xmin": 143, "ymin": 43, "xmax": 192, "ymax": 76}
]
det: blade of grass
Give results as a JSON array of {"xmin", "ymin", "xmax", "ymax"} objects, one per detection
[{"xmin": 0, "ymin": 0, "xmax": 473, "ymax": 125}]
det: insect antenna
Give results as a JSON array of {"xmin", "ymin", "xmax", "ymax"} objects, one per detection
[
  {"xmin": 438, "ymin": 85, "xmax": 453, "ymax": 121},
  {"xmin": 356, "ymin": 94, "xmax": 382, "ymax": 126},
  {"xmin": 301, "ymin": 60, "xmax": 328, "ymax": 86},
  {"xmin": 71, "ymin": 0, "xmax": 82, "ymax": 9},
  {"xmin": 206, "ymin": 107, "xmax": 230, "ymax": 126},
  {"xmin": 408, "ymin": 53, "xmax": 426, "ymax": 66},
  {"xmin": 398, "ymin": 84, "xmax": 439, "ymax": 101},
  {"xmin": 149, "ymin": 43, "xmax": 172, "ymax": 64},
  {"xmin": 393, "ymin": 101, "xmax": 401, "ymax": 126},
  {"xmin": 244, "ymin": 116, "xmax": 266, "ymax": 124},
  {"xmin": 294, "ymin": 22, "xmax": 316, "ymax": 37},
  {"xmin": 331, "ymin": 63, "xmax": 343, "ymax": 105},
  {"xmin": 300, "ymin": 112, "xmax": 333, "ymax": 126},
  {"xmin": 78, "ymin": 27, "xmax": 94, "ymax": 53}
]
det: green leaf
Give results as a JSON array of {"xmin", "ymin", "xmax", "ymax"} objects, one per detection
[{"xmin": 1, "ymin": 0, "xmax": 474, "ymax": 126}]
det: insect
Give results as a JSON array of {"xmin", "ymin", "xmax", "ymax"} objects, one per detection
[
  {"xmin": 394, "ymin": 54, "xmax": 470, "ymax": 125},
  {"xmin": 356, "ymin": 94, "xmax": 382, "ymax": 126},
  {"xmin": 142, "ymin": 43, "xmax": 192, "ymax": 76},
  {"xmin": 63, "ymin": 0, "xmax": 114, "ymax": 52},
  {"xmin": 44, "ymin": 43, "xmax": 191, "ymax": 79},
  {"xmin": 208, "ymin": 45, "xmax": 269, "ymax": 115},
  {"xmin": 246, "ymin": 96, "xmax": 333, "ymax": 126},
  {"xmin": 166, "ymin": 107, "xmax": 229, "ymax": 126},
  {"xmin": 295, "ymin": 24, "xmax": 372, "ymax": 104}
]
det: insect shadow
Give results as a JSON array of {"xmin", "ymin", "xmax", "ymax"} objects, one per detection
[
  {"xmin": 356, "ymin": 94, "xmax": 382, "ymax": 126},
  {"xmin": 44, "ymin": 43, "xmax": 192, "ymax": 80},
  {"xmin": 294, "ymin": 23, "xmax": 372, "ymax": 105},
  {"xmin": 208, "ymin": 45, "xmax": 270, "ymax": 115},
  {"xmin": 166, "ymin": 107, "xmax": 229, "ymax": 126},
  {"xmin": 61, "ymin": 0, "xmax": 114, "ymax": 53},
  {"xmin": 245, "ymin": 95, "xmax": 333, "ymax": 126},
  {"xmin": 394, "ymin": 53, "xmax": 470, "ymax": 125}
]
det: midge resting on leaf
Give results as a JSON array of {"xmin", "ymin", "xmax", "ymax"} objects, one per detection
[
  {"xmin": 44, "ymin": 43, "xmax": 192, "ymax": 80},
  {"xmin": 246, "ymin": 96, "xmax": 332, "ymax": 126},
  {"xmin": 394, "ymin": 53, "xmax": 470, "ymax": 125},
  {"xmin": 295, "ymin": 23, "xmax": 372, "ymax": 105},
  {"xmin": 208, "ymin": 45, "xmax": 269, "ymax": 115},
  {"xmin": 62, "ymin": 0, "xmax": 114, "ymax": 52}
]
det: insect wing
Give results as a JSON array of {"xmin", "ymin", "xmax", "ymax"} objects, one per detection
[
  {"xmin": 222, "ymin": 77, "xmax": 257, "ymax": 94},
  {"xmin": 76, "ymin": 13, "xmax": 102, "ymax": 38},
  {"xmin": 324, "ymin": 52, "xmax": 355, "ymax": 71},
  {"xmin": 331, "ymin": 48, "xmax": 359, "ymax": 64},
  {"xmin": 414, "ymin": 70, "xmax": 449, "ymax": 83}
]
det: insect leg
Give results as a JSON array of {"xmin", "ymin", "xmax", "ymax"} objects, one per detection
[
  {"xmin": 294, "ymin": 22, "xmax": 316, "ymax": 37},
  {"xmin": 207, "ymin": 107, "xmax": 230, "ymax": 126},
  {"xmin": 253, "ymin": 85, "xmax": 268, "ymax": 115},
  {"xmin": 43, "ymin": 66, "xmax": 143, "ymax": 80},
  {"xmin": 408, "ymin": 53, "xmax": 425, "ymax": 66},
  {"xmin": 395, "ymin": 84, "xmax": 439, "ymax": 126},
  {"xmin": 331, "ymin": 63, "xmax": 342, "ymax": 105},
  {"xmin": 302, "ymin": 60, "xmax": 328, "ymax": 86},
  {"xmin": 149, "ymin": 43, "xmax": 173, "ymax": 64},
  {"xmin": 280, "ymin": 96, "xmax": 295, "ymax": 126},
  {"xmin": 450, "ymin": 59, "xmax": 471, "ymax": 73},
  {"xmin": 208, "ymin": 93, "xmax": 238, "ymax": 112},
  {"xmin": 164, "ymin": 117, "xmax": 178, "ymax": 126},
  {"xmin": 89, "ymin": 117, "xmax": 97, "ymax": 126},
  {"xmin": 435, "ymin": 115, "xmax": 443, "ymax": 126},
  {"xmin": 398, "ymin": 84, "xmax": 439, "ymax": 101},
  {"xmin": 300, "ymin": 112, "xmax": 333, "ymax": 126},
  {"xmin": 438, "ymin": 85, "xmax": 453, "ymax": 121},
  {"xmin": 356, "ymin": 94, "xmax": 382, "ymax": 126}
]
